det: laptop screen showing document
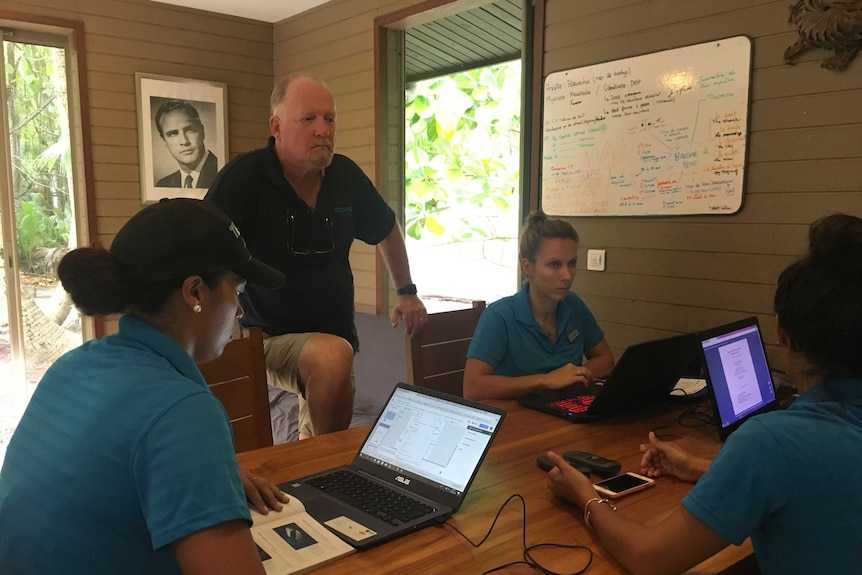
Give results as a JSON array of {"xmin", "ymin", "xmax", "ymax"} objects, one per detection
[
  {"xmin": 699, "ymin": 317, "xmax": 778, "ymax": 440},
  {"xmin": 278, "ymin": 383, "xmax": 505, "ymax": 549},
  {"xmin": 357, "ymin": 385, "xmax": 502, "ymax": 498}
]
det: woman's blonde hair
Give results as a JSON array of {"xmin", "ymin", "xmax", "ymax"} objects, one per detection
[{"xmin": 519, "ymin": 210, "xmax": 579, "ymax": 262}]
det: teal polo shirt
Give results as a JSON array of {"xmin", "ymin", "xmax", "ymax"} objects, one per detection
[
  {"xmin": 0, "ymin": 315, "xmax": 251, "ymax": 575},
  {"xmin": 682, "ymin": 378, "xmax": 862, "ymax": 575},
  {"xmin": 467, "ymin": 284, "xmax": 604, "ymax": 376}
]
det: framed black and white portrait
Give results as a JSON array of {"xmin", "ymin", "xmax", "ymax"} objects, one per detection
[{"xmin": 135, "ymin": 73, "xmax": 228, "ymax": 203}]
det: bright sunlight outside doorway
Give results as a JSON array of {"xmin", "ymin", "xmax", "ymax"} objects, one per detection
[
  {"xmin": 404, "ymin": 61, "xmax": 521, "ymax": 307},
  {"xmin": 0, "ymin": 36, "xmax": 86, "ymax": 465}
]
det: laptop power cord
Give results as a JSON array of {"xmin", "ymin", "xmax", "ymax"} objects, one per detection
[{"xmin": 444, "ymin": 493, "xmax": 593, "ymax": 575}]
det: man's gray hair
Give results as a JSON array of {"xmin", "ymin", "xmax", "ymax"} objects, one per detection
[{"xmin": 270, "ymin": 74, "xmax": 331, "ymax": 114}]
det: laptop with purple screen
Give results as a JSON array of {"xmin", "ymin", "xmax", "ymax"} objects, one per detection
[{"xmin": 698, "ymin": 317, "xmax": 778, "ymax": 440}]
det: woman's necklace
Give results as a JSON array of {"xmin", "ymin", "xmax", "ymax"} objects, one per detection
[{"xmin": 536, "ymin": 316, "xmax": 556, "ymax": 338}]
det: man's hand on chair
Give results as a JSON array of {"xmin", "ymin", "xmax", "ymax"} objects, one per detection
[{"xmin": 391, "ymin": 295, "xmax": 428, "ymax": 337}]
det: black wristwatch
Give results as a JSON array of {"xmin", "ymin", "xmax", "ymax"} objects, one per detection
[{"xmin": 396, "ymin": 283, "xmax": 418, "ymax": 296}]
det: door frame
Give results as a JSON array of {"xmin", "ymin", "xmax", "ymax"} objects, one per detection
[
  {"xmin": 0, "ymin": 12, "xmax": 97, "ymax": 392},
  {"xmin": 372, "ymin": 0, "xmax": 544, "ymax": 314}
]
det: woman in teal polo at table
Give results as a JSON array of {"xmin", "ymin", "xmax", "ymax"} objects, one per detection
[
  {"xmin": 464, "ymin": 211, "xmax": 614, "ymax": 400},
  {"xmin": 495, "ymin": 214, "xmax": 862, "ymax": 575},
  {"xmin": 0, "ymin": 199, "xmax": 288, "ymax": 575}
]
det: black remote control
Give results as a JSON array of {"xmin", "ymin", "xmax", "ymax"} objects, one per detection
[
  {"xmin": 536, "ymin": 455, "xmax": 591, "ymax": 477},
  {"xmin": 562, "ymin": 450, "xmax": 622, "ymax": 476}
]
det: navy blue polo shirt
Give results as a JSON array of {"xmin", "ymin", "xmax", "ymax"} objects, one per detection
[{"xmin": 206, "ymin": 137, "xmax": 395, "ymax": 350}]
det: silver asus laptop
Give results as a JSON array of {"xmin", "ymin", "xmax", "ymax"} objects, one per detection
[{"xmin": 278, "ymin": 383, "xmax": 505, "ymax": 548}]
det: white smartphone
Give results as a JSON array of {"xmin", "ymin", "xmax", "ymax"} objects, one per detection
[{"xmin": 593, "ymin": 472, "xmax": 655, "ymax": 499}]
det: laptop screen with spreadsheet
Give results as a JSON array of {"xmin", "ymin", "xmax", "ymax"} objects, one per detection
[
  {"xmin": 278, "ymin": 384, "xmax": 505, "ymax": 549},
  {"xmin": 357, "ymin": 385, "xmax": 503, "ymax": 496}
]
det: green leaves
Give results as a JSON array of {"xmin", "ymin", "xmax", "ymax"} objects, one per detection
[
  {"xmin": 17, "ymin": 196, "xmax": 69, "ymax": 270},
  {"xmin": 405, "ymin": 61, "xmax": 521, "ymax": 244},
  {"xmin": 409, "ymin": 94, "xmax": 432, "ymax": 118},
  {"xmin": 4, "ymin": 41, "xmax": 72, "ymax": 269}
]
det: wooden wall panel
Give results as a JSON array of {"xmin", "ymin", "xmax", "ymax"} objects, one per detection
[
  {"xmin": 542, "ymin": 0, "xmax": 862, "ymax": 373},
  {"xmin": 754, "ymin": 59, "xmax": 862, "ymax": 99},
  {"xmin": 95, "ymin": 198, "xmax": 140, "ymax": 217},
  {"xmin": 7, "ymin": 0, "xmax": 849, "ymax": 368},
  {"xmin": 545, "ymin": 0, "xmax": 780, "ymax": 44},
  {"xmin": 749, "ymin": 125, "xmax": 862, "ymax": 162},
  {"xmin": 583, "ymin": 248, "xmax": 797, "ymax": 285},
  {"xmin": 750, "ymin": 90, "xmax": 862, "ymax": 131},
  {"xmin": 273, "ymin": 0, "xmax": 862, "ymax": 375},
  {"xmin": 544, "ymin": 2, "xmax": 786, "ymax": 73},
  {"xmin": 0, "ymin": 0, "xmax": 274, "ymax": 333},
  {"xmin": 569, "ymin": 221, "xmax": 808, "ymax": 255},
  {"xmin": 93, "ymin": 181, "xmax": 140, "ymax": 201},
  {"xmin": 8, "ymin": 0, "xmax": 848, "ymax": 362},
  {"xmin": 82, "ymin": 14, "xmax": 271, "ymax": 59},
  {"xmin": 747, "ymin": 159, "xmax": 862, "ymax": 193}
]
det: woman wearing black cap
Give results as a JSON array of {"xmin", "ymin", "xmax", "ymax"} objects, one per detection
[{"xmin": 0, "ymin": 199, "xmax": 286, "ymax": 574}]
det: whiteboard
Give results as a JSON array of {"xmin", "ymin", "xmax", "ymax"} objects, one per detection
[{"xmin": 541, "ymin": 36, "xmax": 752, "ymax": 216}]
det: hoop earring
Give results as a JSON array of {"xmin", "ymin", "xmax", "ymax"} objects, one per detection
[{"xmin": 193, "ymin": 303, "xmax": 202, "ymax": 313}]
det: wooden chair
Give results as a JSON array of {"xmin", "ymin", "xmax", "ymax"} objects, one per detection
[
  {"xmin": 198, "ymin": 327, "xmax": 273, "ymax": 453},
  {"xmin": 405, "ymin": 300, "xmax": 486, "ymax": 397}
]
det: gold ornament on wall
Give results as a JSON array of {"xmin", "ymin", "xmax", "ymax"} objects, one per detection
[{"xmin": 784, "ymin": 0, "xmax": 862, "ymax": 70}]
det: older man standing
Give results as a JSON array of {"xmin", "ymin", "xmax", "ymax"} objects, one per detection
[{"xmin": 206, "ymin": 75, "xmax": 426, "ymax": 440}]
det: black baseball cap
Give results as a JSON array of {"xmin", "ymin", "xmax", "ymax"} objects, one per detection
[{"xmin": 110, "ymin": 198, "xmax": 284, "ymax": 288}]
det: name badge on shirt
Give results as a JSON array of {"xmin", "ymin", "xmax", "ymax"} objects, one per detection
[{"xmin": 568, "ymin": 329, "xmax": 580, "ymax": 342}]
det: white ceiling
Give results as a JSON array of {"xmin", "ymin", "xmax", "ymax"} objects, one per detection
[
  {"xmin": 148, "ymin": 0, "xmax": 524, "ymax": 83},
  {"xmin": 149, "ymin": 0, "xmax": 333, "ymax": 23}
]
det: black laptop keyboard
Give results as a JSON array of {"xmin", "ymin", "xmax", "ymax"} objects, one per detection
[{"xmin": 307, "ymin": 469, "xmax": 436, "ymax": 526}]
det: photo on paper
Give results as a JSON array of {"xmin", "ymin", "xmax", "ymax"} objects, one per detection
[
  {"xmin": 135, "ymin": 73, "xmax": 228, "ymax": 203},
  {"xmin": 273, "ymin": 523, "xmax": 319, "ymax": 551}
]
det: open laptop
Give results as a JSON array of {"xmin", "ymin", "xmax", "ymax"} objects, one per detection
[
  {"xmin": 698, "ymin": 316, "xmax": 778, "ymax": 440},
  {"xmin": 517, "ymin": 332, "xmax": 702, "ymax": 422},
  {"xmin": 277, "ymin": 383, "xmax": 505, "ymax": 548}
]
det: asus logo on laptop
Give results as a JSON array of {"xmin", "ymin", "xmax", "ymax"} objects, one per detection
[{"xmin": 395, "ymin": 476, "xmax": 411, "ymax": 485}]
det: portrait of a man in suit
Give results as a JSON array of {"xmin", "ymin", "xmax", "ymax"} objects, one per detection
[{"xmin": 153, "ymin": 99, "xmax": 218, "ymax": 189}]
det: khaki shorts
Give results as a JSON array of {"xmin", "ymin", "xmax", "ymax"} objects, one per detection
[{"xmin": 262, "ymin": 332, "xmax": 354, "ymax": 438}]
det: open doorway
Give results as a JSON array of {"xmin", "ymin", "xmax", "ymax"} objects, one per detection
[
  {"xmin": 0, "ymin": 25, "xmax": 92, "ymax": 464},
  {"xmin": 375, "ymin": 0, "xmax": 530, "ymax": 313},
  {"xmin": 404, "ymin": 61, "xmax": 521, "ymax": 305}
]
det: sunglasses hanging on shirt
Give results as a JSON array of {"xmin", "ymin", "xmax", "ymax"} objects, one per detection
[{"xmin": 286, "ymin": 208, "xmax": 335, "ymax": 264}]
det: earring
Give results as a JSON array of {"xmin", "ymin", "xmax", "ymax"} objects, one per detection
[{"xmin": 193, "ymin": 303, "xmax": 202, "ymax": 313}]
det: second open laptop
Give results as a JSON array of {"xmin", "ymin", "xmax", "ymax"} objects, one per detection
[
  {"xmin": 698, "ymin": 316, "xmax": 778, "ymax": 440},
  {"xmin": 517, "ymin": 332, "xmax": 702, "ymax": 422},
  {"xmin": 277, "ymin": 383, "xmax": 505, "ymax": 549}
]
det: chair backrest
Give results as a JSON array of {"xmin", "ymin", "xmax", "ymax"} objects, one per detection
[
  {"xmin": 198, "ymin": 327, "xmax": 273, "ymax": 453},
  {"xmin": 406, "ymin": 300, "xmax": 486, "ymax": 397}
]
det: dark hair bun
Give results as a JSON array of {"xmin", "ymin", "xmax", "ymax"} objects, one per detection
[
  {"xmin": 808, "ymin": 214, "xmax": 862, "ymax": 282},
  {"xmin": 58, "ymin": 246, "xmax": 128, "ymax": 316}
]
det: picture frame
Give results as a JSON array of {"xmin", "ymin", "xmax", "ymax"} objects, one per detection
[{"xmin": 135, "ymin": 73, "xmax": 228, "ymax": 203}]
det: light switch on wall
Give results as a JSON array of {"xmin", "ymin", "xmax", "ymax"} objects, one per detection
[{"xmin": 587, "ymin": 249, "xmax": 606, "ymax": 271}]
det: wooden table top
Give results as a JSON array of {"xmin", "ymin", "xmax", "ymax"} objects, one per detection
[{"xmin": 237, "ymin": 399, "xmax": 752, "ymax": 575}]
